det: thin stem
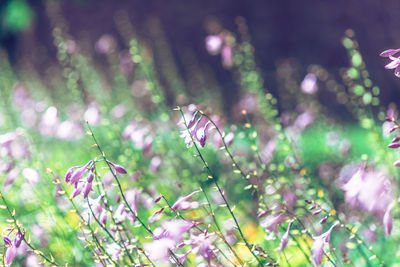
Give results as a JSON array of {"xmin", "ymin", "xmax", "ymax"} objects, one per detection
[
  {"xmin": 92, "ymin": 165, "xmax": 137, "ymax": 265},
  {"xmin": 86, "ymin": 123, "xmax": 183, "ymax": 267},
  {"xmin": 0, "ymin": 191, "xmax": 60, "ymax": 266},
  {"xmin": 54, "ymin": 176, "xmax": 118, "ymax": 265},
  {"xmin": 178, "ymin": 107, "xmax": 274, "ymax": 266}
]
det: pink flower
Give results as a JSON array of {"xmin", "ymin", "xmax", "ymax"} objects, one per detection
[
  {"xmin": 107, "ymin": 160, "xmax": 127, "ymax": 175},
  {"xmin": 5, "ymin": 245, "xmax": 17, "ymax": 265},
  {"xmin": 3, "ymin": 228, "xmax": 25, "ymax": 266},
  {"xmin": 171, "ymin": 191, "xmax": 199, "ymax": 211},
  {"xmin": 311, "ymin": 222, "xmax": 338, "ymax": 266}
]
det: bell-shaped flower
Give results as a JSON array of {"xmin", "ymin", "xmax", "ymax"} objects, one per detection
[
  {"xmin": 99, "ymin": 210, "xmax": 107, "ymax": 226},
  {"xmin": 83, "ymin": 182, "xmax": 93, "ymax": 199},
  {"xmin": 107, "ymin": 160, "xmax": 127, "ymax": 174},
  {"xmin": 71, "ymin": 182, "xmax": 85, "ymax": 199},
  {"xmin": 14, "ymin": 229, "xmax": 25, "ymax": 247},
  {"xmin": 311, "ymin": 222, "xmax": 338, "ymax": 266}
]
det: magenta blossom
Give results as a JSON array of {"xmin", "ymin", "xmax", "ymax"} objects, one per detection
[{"xmin": 107, "ymin": 160, "xmax": 127, "ymax": 175}]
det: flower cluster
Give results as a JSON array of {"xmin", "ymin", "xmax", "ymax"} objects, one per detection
[
  {"xmin": 180, "ymin": 110, "xmax": 212, "ymax": 148},
  {"xmin": 205, "ymin": 32, "xmax": 234, "ymax": 68},
  {"xmin": 380, "ymin": 48, "xmax": 400, "ymax": 77},
  {"xmin": 3, "ymin": 228, "xmax": 25, "ymax": 266},
  {"xmin": 339, "ymin": 163, "xmax": 394, "ymax": 236}
]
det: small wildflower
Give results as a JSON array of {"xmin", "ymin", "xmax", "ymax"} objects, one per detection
[{"xmin": 107, "ymin": 160, "xmax": 127, "ymax": 174}]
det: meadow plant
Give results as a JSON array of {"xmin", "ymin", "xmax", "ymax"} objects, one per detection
[{"xmin": 0, "ymin": 5, "xmax": 399, "ymax": 267}]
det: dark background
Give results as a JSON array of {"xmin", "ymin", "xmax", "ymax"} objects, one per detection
[{"xmin": 1, "ymin": 0, "xmax": 400, "ymax": 113}]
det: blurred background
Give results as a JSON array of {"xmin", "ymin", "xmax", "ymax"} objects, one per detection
[
  {"xmin": 1, "ymin": 1, "xmax": 400, "ymax": 266},
  {"xmin": 1, "ymin": 0, "xmax": 400, "ymax": 118}
]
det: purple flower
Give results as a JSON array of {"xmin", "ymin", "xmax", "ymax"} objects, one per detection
[
  {"xmin": 5, "ymin": 245, "xmax": 17, "ymax": 266},
  {"xmin": 380, "ymin": 48, "xmax": 400, "ymax": 57},
  {"xmin": 99, "ymin": 210, "xmax": 107, "ymax": 226},
  {"xmin": 149, "ymin": 156, "xmax": 162, "ymax": 173},
  {"xmin": 154, "ymin": 220, "xmax": 194, "ymax": 241},
  {"xmin": 83, "ymin": 182, "xmax": 93, "ymax": 199},
  {"xmin": 311, "ymin": 222, "xmax": 338, "ymax": 266},
  {"xmin": 3, "ymin": 228, "xmax": 25, "ymax": 266},
  {"xmin": 148, "ymin": 207, "xmax": 165, "ymax": 224},
  {"xmin": 380, "ymin": 48, "xmax": 400, "ymax": 77},
  {"xmin": 107, "ymin": 160, "xmax": 127, "ymax": 174},
  {"xmin": 188, "ymin": 231, "xmax": 217, "ymax": 264},
  {"xmin": 171, "ymin": 191, "xmax": 199, "ymax": 211},
  {"xmin": 388, "ymin": 143, "xmax": 400, "ymax": 149},
  {"xmin": 71, "ymin": 182, "xmax": 85, "ymax": 199},
  {"xmin": 279, "ymin": 221, "xmax": 293, "ymax": 252},
  {"xmin": 64, "ymin": 166, "xmax": 78, "ymax": 183},
  {"xmin": 383, "ymin": 202, "xmax": 395, "ymax": 236},
  {"xmin": 197, "ymin": 122, "xmax": 211, "ymax": 148},
  {"xmin": 69, "ymin": 161, "xmax": 92, "ymax": 185}
]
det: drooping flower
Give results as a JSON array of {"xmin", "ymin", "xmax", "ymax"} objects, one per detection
[
  {"xmin": 148, "ymin": 207, "xmax": 165, "ymax": 224},
  {"xmin": 171, "ymin": 191, "xmax": 200, "ymax": 211},
  {"xmin": 279, "ymin": 221, "xmax": 293, "ymax": 252},
  {"xmin": 107, "ymin": 160, "xmax": 127, "ymax": 175},
  {"xmin": 5, "ymin": 245, "xmax": 17, "ymax": 266},
  {"xmin": 311, "ymin": 222, "xmax": 338, "ymax": 266},
  {"xmin": 188, "ymin": 230, "xmax": 217, "ymax": 264},
  {"xmin": 339, "ymin": 163, "xmax": 395, "ymax": 236},
  {"xmin": 67, "ymin": 161, "xmax": 93, "ymax": 185},
  {"xmin": 261, "ymin": 212, "xmax": 286, "ymax": 233},
  {"xmin": 106, "ymin": 243, "xmax": 122, "ymax": 261},
  {"xmin": 380, "ymin": 48, "xmax": 400, "ymax": 77},
  {"xmin": 154, "ymin": 220, "xmax": 194, "ymax": 241},
  {"xmin": 3, "ymin": 228, "xmax": 25, "ymax": 266}
]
